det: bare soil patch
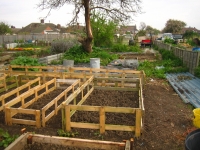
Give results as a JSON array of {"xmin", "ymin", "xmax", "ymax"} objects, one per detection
[{"xmin": 0, "ymin": 78, "xmax": 195, "ymax": 150}]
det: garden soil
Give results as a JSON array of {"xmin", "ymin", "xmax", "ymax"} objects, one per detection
[
  {"xmin": 0, "ymin": 79, "xmax": 194, "ymax": 150},
  {"xmin": 0, "ymin": 50, "xmax": 195, "ymax": 150}
]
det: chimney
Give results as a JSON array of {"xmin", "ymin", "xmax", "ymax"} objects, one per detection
[{"xmin": 41, "ymin": 19, "xmax": 44, "ymax": 23}]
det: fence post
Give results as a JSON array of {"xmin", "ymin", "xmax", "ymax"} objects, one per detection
[
  {"xmin": 135, "ymin": 109, "xmax": 142, "ymax": 137},
  {"xmin": 35, "ymin": 110, "xmax": 41, "ymax": 128},
  {"xmin": 65, "ymin": 105, "xmax": 71, "ymax": 132},
  {"xmin": 5, "ymin": 107, "xmax": 12, "ymax": 125},
  {"xmin": 100, "ymin": 107, "xmax": 105, "ymax": 134}
]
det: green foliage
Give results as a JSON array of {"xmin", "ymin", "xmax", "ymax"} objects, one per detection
[
  {"xmin": 183, "ymin": 30, "xmax": 199, "ymax": 40},
  {"xmin": 138, "ymin": 49, "xmax": 188, "ymax": 79},
  {"xmin": 194, "ymin": 67, "xmax": 200, "ymax": 78},
  {"xmin": 111, "ymin": 44, "xmax": 142, "ymax": 52},
  {"xmin": 186, "ymin": 39, "xmax": 196, "ymax": 47},
  {"xmin": 0, "ymin": 128, "xmax": 18, "ymax": 148},
  {"xmin": 163, "ymin": 38, "xmax": 175, "ymax": 44},
  {"xmin": 57, "ymin": 129, "xmax": 78, "ymax": 137},
  {"xmin": 16, "ymin": 43, "xmax": 39, "ymax": 48},
  {"xmin": 13, "ymin": 50, "xmax": 36, "ymax": 57},
  {"xmin": 91, "ymin": 12, "xmax": 118, "ymax": 47},
  {"xmin": 94, "ymin": 131, "xmax": 104, "ymax": 140},
  {"xmin": 0, "ymin": 22, "xmax": 12, "ymax": 35},
  {"xmin": 63, "ymin": 45, "xmax": 118, "ymax": 66},
  {"xmin": 162, "ymin": 19, "xmax": 186, "ymax": 33},
  {"xmin": 10, "ymin": 56, "xmax": 44, "ymax": 71}
]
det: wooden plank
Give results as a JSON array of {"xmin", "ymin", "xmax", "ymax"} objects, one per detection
[
  {"xmin": 100, "ymin": 107, "xmax": 105, "ymax": 134},
  {"xmin": 70, "ymin": 122, "xmax": 99, "ymax": 129},
  {"xmin": 94, "ymin": 86, "xmax": 139, "ymax": 91},
  {"xmin": 43, "ymin": 110, "xmax": 55, "ymax": 127},
  {"xmin": 12, "ymin": 118, "xmax": 36, "ymax": 126},
  {"xmin": 5, "ymin": 132, "xmax": 28, "ymax": 150},
  {"xmin": 105, "ymin": 124, "xmax": 135, "ymax": 132},
  {"xmin": 8, "ymin": 108, "xmax": 38, "ymax": 114},
  {"xmin": 5, "ymin": 107, "xmax": 12, "ymax": 125},
  {"xmin": 35, "ymin": 110, "xmax": 41, "ymax": 128},
  {"xmin": 125, "ymin": 140, "xmax": 130, "ymax": 150},
  {"xmin": 135, "ymin": 109, "xmax": 142, "ymax": 137},
  {"xmin": 69, "ymin": 105, "xmax": 136, "ymax": 113},
  {"xmin": 65, "ymin": 105, "xmax": 71, "ymax": 131},
  {"xmin": 29, "ymin": 134, "xmax": 125, "ymax": 150}
]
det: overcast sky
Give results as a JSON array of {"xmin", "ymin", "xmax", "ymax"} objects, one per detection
[{"xmin": 0, "ymin": 0, "xmax": 200, "ymax": 31}]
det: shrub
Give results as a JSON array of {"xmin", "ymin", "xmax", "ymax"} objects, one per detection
[
  {"xmin": 63, "ymin": 46, "xmax": 118, "ymax": 66},
  {"xmin": 51, "ymin": 38, "xmax": 80, "ymax": 54},
  {"xmin": 111, "ymin": 44, "xmax": 141, "ymax": 52},
  {"xmin": 194, "ymin": 67, "xmax": 200, "ymax": 78}
]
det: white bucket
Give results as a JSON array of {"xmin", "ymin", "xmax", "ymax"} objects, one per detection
[
  {"xmin": 90, "ymin": 58, "xmax": 100, "ymax": 69},
  {"xmin": 63, "ymin": 60, "xmax": 74, "ymax": 67}
]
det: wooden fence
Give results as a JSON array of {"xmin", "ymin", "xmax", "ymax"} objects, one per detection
[
  {"xmin": 62, "ymin": 76, "xmax": 144, "ymax": 137},
  {"xmin": 5, "ymin": 78, "xmax": 57, "ymax": 127},
  {"xmin": 154, "ymin": 40, "xmax": 200, "ymax": 74},
  {"xmin": 0, "ymin": 34, "xmax": 76, "ymax": 45},
  {"xmin": 0, "ymin": 77, "xmax": 40, "ymax": 111},
  {"xmin": 0, "ymin": 65, "xmax": 145, "ymax": 86},
  {"xmin": 41, "ymin": 79, "xmax": 81, "ymax": 127}
]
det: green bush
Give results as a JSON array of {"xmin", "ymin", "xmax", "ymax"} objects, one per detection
[
  {"xmin": 10, "ymin": 56, "xmax": 44, "ymax": 71},
  {"xmin": 63, "ymin": 45, "xmax": 118, "ymax": 66},
  {"xmin": 163, "ymin": 38, "xmax": 175, "ymax": 44},
  {"xmin": 111, "ymin": 44, "xmax": 141, "ymax": 52},
  {"xmin": 194, "ymin": 67, "xmax": 200, "ymax": 78}
]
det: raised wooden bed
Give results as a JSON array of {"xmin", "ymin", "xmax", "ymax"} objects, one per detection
[
  {"xmin": 0, "ymin": 65, "xmax": 145, "ymax": 86},
  {"xmin": 4, "ymin": 76, "xmax": 93, "ymax": 128},
  {"xmin": 0, "ymin": 77, "xmax": 40, "ymax": 111},
  {"xmin": 62, "ymin": 75, "xmax": 144, "ymax": 137},
  {"xmin": 5, "ymin": 132, "xmax": 129, "ymax": 150}
]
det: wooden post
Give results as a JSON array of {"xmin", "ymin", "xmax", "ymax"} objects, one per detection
[
  {"xmin": 135, "ymin": 109, "xmax": 142, "ymax": 137},
  {"xmin": 35, "ymin": 110, "xmax": 41, "ymax": 128},
  {"xmin": 5, "ymin": 107, "xmax": 12, "ymax": 125},
  {"xmin": 121, "ymin": 73, "xmax": 125, "ymax": 88},
  {"xmin": 61, "ymin": 107, "xmax": 65, "ymax": 130},
  {"xmin": 42, "ymin": 109, "xmax": 45, "ymax": 127},
  {"xmin": 99, "ymin": 107, "xmax": 105, "ymax": 134},
  {"xmin": 65, "ymin": 105, "xmax": 71, "ymax": 132}
]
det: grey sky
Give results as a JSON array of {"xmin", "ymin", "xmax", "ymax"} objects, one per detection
[{"xmin": 0, "ymin": 0, "xmax": 200, "ymax": 30}]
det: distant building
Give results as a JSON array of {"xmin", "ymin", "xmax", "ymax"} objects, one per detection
[
  {"xmin": 18, "ymin": 19, "xmax": 68, "ymax": 35},
  {"xmin": 182, "ymin": 27, "xmax": 200, "ymax": 34},
  {"xmin": 66, "ymin": 23, "xmax": 85, "ymax": 34},
  {"xmin": 117, "ymin": 25, "xmax": 138, "ymax": 35}
]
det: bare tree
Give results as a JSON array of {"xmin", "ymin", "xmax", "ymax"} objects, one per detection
[
  {"xmin": 139, "ymin": 22, "xmax": 146, "ymax": 31},
  {"xmin": 38, "ymin": 0, "xmax": 142, "ymax": 53}
]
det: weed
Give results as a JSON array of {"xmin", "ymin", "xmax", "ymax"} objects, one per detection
[
  {"xmin": 94, "ymin": 131, "xmax": 104, "ymax": 140},
  {"xmin": 0, "ymin": 128, "xmax": 18, "ymax": 148},
  {"xmin": 57, "ymin": 129, "xmax": 78, "ymax": 137}
]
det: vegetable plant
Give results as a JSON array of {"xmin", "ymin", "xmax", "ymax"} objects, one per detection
[{"xmin": 0, "ymin": 128, "xmax": 18, "ymax": 148}]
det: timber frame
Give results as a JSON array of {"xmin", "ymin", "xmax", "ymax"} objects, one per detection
[
  {"xmin": 5, "ymin": 132, "xmax": 129, "ymax": 150},
  {"xmin": 0, "ymin": 65, "xmax": 145, "ymax": 137}
]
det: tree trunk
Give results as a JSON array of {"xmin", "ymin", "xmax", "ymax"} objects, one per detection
[{"xmin": 80, "ymin": 0, "xmax": 93, "ymax": 53}]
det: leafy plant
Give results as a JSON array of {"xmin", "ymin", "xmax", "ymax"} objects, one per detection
[
  {"xmin": 194, "ymin": 67, "xmax": 200, "ymax": 78},
  {"xmin": 57, "ymin": 129, "xmax": 78, "ymax": 137},
  {"xmin": 0, "ymin": 128, "xmax": 18, "ymax": 148},
  {"xmin": 63, "ymin": 45, "xmax": 118, "ymax": 66},
  {"xmin": 94, "ymin": 131, "xmax": 104, "ymax": 140},
  {"xmin": 111, "ymin": 44, "xmax": 142, "ymax": 52},
  {"xmin": 10, "ymin": 56, "xmax": 45, "ymax": 71}
]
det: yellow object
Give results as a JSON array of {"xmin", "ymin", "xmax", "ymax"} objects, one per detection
[{"xmin": 193, "ymin": 108, "xmax": 200, "ymax": 128}]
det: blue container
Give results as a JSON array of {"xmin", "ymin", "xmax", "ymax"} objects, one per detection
[{"xmin": 185, "ymin": 128, "xmax": 200, "ymax": 150}]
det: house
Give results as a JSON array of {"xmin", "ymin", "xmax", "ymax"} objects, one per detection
[
  {"xmin": 117, "ymin": 25, "xmax": 138, "ymax": 35},
  {"xmin": 18, "ymin": 19, "xmax": 67, "ymax": 35},
  {"xmin": 66, "ymin": 23, "xmax": 85, "ymax": 34},
  {"xmin": 181, "ymin": 27, "xmax": 200, "ymax": 34}
]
